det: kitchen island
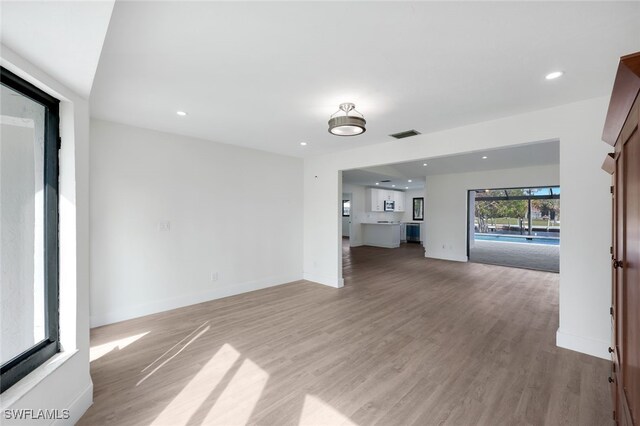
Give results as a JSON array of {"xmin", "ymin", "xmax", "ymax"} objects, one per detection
[{"xmin": 362, "ymin": 222, "xmax": 401, "ymax": 248}]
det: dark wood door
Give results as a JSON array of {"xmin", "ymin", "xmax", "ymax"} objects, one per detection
[
  {"xmin": 621, "ymin": 108, "xmax": 639, "ymax": 425},
  {"xmin": 613, "ymin": 94, "xmax": 639, "ymax": 426},
  {"xmin": 615, "ymin": 139, "xmax": 627, "ymax": 425},
  {"xmin": 603, "ymin": 51, "xmax": 640, "ymax": 426}
]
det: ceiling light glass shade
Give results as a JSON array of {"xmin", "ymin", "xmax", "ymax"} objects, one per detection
[
  {"xmin": 545, "ymin": 71, "xmax": 564, "ymax": 80},
  {"xmin": 328, "ymin": 103, "xmax": 366, "ymax": 136}
]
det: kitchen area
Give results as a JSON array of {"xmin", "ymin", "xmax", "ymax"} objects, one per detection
[{"xmin": 342, "ymin": 169, "xmax": 426, "ymax": 250}]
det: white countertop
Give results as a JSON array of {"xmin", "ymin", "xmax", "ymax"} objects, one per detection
[{"xmin": 362, "ymin": 222, "xmax": 401, "ymax": 226}]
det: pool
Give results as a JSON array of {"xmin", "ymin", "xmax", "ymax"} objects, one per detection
[{"xmin": 474, "ymin": 234, "xmax": 560, "ymax": 245}]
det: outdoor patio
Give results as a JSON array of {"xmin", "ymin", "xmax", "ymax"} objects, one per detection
[{"xmin": 469, "ymin": 239, "xmax": 559, "ymax": 272}]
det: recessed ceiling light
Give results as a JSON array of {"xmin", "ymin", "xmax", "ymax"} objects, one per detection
[
  {"xmin": 545, "ymin": 71, "xmax": 564, "ymax": 80},
  {"xmin": 482, "ymin": 156, "xmax": 488, "ymax": 159},
  {"xmin": 176, "ymin": 111, "xmax": 188, "ymax": 116},
  {"xmin": 392, "ymin": 185, "xmax": 396, "ymax": 187},
  {"xmin": 408, "ymin": 179, "xmax": 412, "ymax": 183},
  {"xmin": 405, "ymin": 186, "xmax": 409, "ymax": 189},
  {"xmin": 375, "ymin": 182, "xmax": 379, "ymax": 185},
  {"xmin": 423, "ymin": 163, "xmax": 428, "ymax": 166},
  {"xmin": 300, "ymin": 142, "xmax": 307, "ymax": 146}
]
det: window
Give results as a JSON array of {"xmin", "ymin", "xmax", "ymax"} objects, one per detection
[
  {"xmin": 1, "ymin": 67, "xmax": 60, "ymax": 392},
  {"xmin": 469, "ymin": 186, "xmax": 560, "ymax": 272},
  {"xmin": 342, "ymin": 200, "xmax": 351, "ymax": 217}
]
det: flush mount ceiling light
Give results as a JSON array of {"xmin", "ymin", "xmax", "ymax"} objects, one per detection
[
  {"xmin": 300, "ymin": 142, "xmax": 307, "ymax": 146},
  {"xmin": 545, "ymin": 71, "xmax": 564, "ymax": 80},
  {"xmin": 176, "ymin": 111, "xmax": 188, "ymax": 116},
  {"xmin": 328, "ymin": 103, "xmax": 366, "ymax": 136}
]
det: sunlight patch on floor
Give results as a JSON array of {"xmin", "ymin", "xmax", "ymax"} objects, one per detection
[
  {"xmin": 201, "ymin": 358, "xmax": 269, "ymax": 425},
  {"xmin": 299, "ymin": 395, "xmax": 358, "ymax": 426},
  {"xmin": 150, "ymin": 343, "xmax": 240, "ymax": 426},
  {"xmin": 137, "ymin": 324, "xmax": 210, "ymax": 386},
  {"xmin": 89, "ymin": 332, "xmax": 149, "ymax": 362},
  {"xmin": 141, "ymin": 321, "xmax": 209, "ymax": 374}
]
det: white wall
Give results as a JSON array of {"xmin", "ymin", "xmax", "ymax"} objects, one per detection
[
  {"xmin": 0, "ymin": 45, "xmax": 93, "ymax": 425},
  {"xmin": 304, "ymin": 96, "xmax": 612, "ymax": 359},
  {"xmin": 89, "ymin": 119, "xmax": 304, "ymax": 327},
  {"xmin": 425, "ymin": 164, "xmax": 559, "ymax": 262},
  {"xmin": 401, "ymin": 188, "xmax": 425, "ymax": 223}
]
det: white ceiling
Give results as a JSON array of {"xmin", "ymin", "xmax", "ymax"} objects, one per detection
[
  {"xmin": 343, "ymin": 169, "xmax": 426, "ymax": 191},
  {"xmin": 0, "ymin": 1, "xmax": 115, "ymax": 98},
  {"xmin": 89, "ymin": 2, "xmax": 640, "ymax": 158},
  {"xmin": 342, "ymin": 140, "xmax": 559, "ymax": 189}
]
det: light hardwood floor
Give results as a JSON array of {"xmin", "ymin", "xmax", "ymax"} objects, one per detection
[{"xmin": 79, "ymin": 240, "xmax": 611, "ymax": 425}]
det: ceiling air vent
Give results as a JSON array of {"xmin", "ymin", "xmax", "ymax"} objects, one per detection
[
  {"xmin": 389, "ymin": 129, "xmax": 421, "ymax": 139},
  {"xmin": 380, "ymin": 180, "xmax": 391, "ymax": 183}
]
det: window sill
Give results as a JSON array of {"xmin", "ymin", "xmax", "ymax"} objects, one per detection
[{"xmin": 0, "ymin": 349, "xmax": 79, "ymax": 409}]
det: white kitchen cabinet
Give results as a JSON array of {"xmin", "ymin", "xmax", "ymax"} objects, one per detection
[
  {"xmin": 366, "ymin": 188, "xmax": 406, "ymax": 212},
  {"xmin": 365, "ymin": 188, "xmax": 384, "ymax": 212},
  {"xmin": 362, "ymin": 223, "xmax": 401, "ymax": 248},
  {"xmin": 394, "ymin": 191, "xmax": 405, "ymax": 212}
]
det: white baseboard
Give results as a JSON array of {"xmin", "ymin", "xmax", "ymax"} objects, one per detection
[
  {"xmin": 52, "ymin": 381, "xmax": 93, "ymax": 426},
  {"xmin": 425, "ymin": 252, "xmax": 468, "ymax": 262},
  {"xmin": 556, "ymin": 329, "xmax": 610, "ymax": 360},
  {"xmin": 361, "ymin": 243, "xmax": 401, "ymax": 249},
  {"xmin": 303, "ymin": 272, "xmax": 342, "ymax": 288},
  {"xmin": 90, "ymin": 274, "xmax": 302, "ymax": 327}
]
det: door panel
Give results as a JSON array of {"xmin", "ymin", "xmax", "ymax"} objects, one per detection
[
  {"xmin": 622, "ymin": 125, "xmax": 639, "ymax": 424},
  {"xmin": 616, "ymin": 145, "xmax": 625, "ymax": 416}
]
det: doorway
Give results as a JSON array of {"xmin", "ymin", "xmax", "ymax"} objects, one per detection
[
  {"xmin": 468, "ymin": 186, "xmax": 560, "ymax": 272},
  {"xmin": 342, "ymin": 193, "xmax": 352, "ymax": 240}
]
